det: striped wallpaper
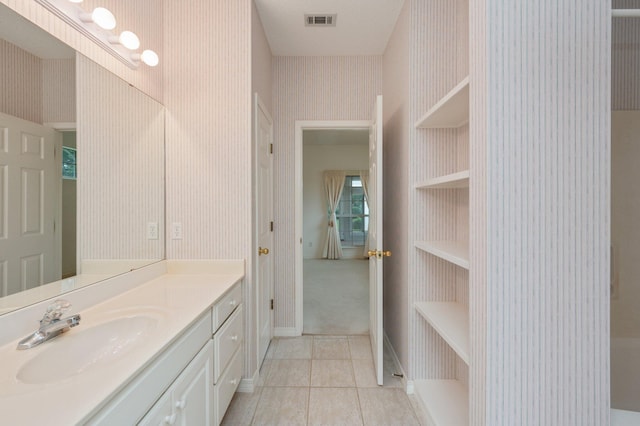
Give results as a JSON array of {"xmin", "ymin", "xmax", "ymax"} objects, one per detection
[
  {"xmin": 382, "ymin": 0, "xmax": 411, "ymax": 372},
  {"xmin": 613, "ymin": 0, "xmax": 640, "ymax": 110},
  {"xmin": 77, "ymin": 54, "xmax": 164, "ymax": 261},
  {"xmin": 483, "ymin": 1, "xmax": 610, "ymax": 425},
  {"xmin": 42, "ymin": 59, "xmax": 75, "ymax": 123},
  {"xmin": 0, "ymin": 39, "xmax": 42, "ymax": 123},
  {"xmin": 272, "ymin": 56, "xmax": 382, "ymax": 329},
  {"xmin": 163, "ymin": 0, "xmax": 255, "ymax": 378}
]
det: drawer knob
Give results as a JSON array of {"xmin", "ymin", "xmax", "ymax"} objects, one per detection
[
  {"xmin": 176, "ymin": 399, "xmax": 187, "ymax": 410},
  {"xmin": 164, "ymin": 413, "xmax": 177, "ymax": 425},
  {"xmin": 229, "ymin": 299, "xmax": 236, "ymax": 307},
  {"xmin": 231, "ymin": 335, "xmax": 239, "ymax": 341},
  {"xmin": 230, "ymin": 378, "xmax": 238, "ymax": 385}
]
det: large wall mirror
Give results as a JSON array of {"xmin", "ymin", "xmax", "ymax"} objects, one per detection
[{"xmin": 0, "ymin": 3, "xmax": 165, "ymax": 315}]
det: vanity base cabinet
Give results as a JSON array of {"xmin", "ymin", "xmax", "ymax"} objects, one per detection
[{"xmin": 139, "ymin": 342, "xmax": 214, "ymax": 426}]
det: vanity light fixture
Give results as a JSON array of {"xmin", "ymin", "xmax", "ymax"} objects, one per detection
[
  {"xmin": 34, "ymin": 0, "xmax": 159, "ymax": 69},
  {"xmin": 109, "ymin": 31, "xmax": 140, "ymax": 50}
]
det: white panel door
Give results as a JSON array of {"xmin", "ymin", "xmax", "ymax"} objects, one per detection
[
  {"xmin": 0, "ymin": 112, "xmax": 61, "ymax": 296},
  {"xmin": 368, "ymin": 95, "xmax": 385, "ymax": 386},
  {"xmin": 255, "ymin": 94, "xmax": 274, "ymax": 367}
]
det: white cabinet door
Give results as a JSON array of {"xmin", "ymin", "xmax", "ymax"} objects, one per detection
[
  {"xmin": 173, "ymin": 342, "xmax": 214, "ymax": 426},
  {"xmin": 138, "ymin": 391, "xmax": 173, "ymax": 426},
  {"xmin": 138, "ymin": 342, "xmax": 214, "ymax": 426}
]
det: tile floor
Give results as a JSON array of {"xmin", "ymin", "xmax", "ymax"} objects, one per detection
[{"xmin": 221, "ymin": 335, "xmax": 428, "ymax": 425}]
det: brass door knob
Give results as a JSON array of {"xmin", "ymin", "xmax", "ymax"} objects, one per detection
[
  {"xmin": 258, "ymin": 247, "xmax": 269, "ymax": 256},
  {"xmin": 367, "ymin": 250, "xmax": 392, "ymax": 258},
  {"xmin": 367, "ymin": 250, "xmax": 377, "ymax": 257},
  {"xmin": 381, "ymin": 250, "xmax": 392, "ymax": 257}
]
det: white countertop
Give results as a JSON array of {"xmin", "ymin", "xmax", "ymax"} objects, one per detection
[{"xmin": 0, "ymin": 268, "xmax": 243, "ymax": 425}]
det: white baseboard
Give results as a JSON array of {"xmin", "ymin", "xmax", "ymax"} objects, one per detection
[
  {"xmin": 237, "ymin": 369, "xmax": 259, "ymax": 393},
  {"xmin": 383, "ymin": 331, "xmax": 411, "ymax": 394},
  {"xmin": 274, "ymin": 327, "xmax": 300, "ymax": 337}
]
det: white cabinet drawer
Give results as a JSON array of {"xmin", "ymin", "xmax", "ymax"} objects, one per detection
[
  {"xmin": 214, "ymin": 347, "xmax": 243, "ymax": 426},
  {"xmin": 212, "ymin": 282, "xmax": 242, "ymax": 331},
  {"xmin": 213, "ymin": 304, "xmax": 243, "ymax": 384}
]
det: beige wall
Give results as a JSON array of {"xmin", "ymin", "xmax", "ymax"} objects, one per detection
[
  {"xmin": 381, "ymin": 0, "xmax": 411, "ymax": 376},
  {"xmin": 613, "ymin": 0, "xmax": 640, "ymax": 110},
  {"xmin": 42, "ymin": 59, "xmax": 75, "ymax": 123},
  {"xmin": 272, "ymin": 56, "xmax": 382, "ymax": 330},
  {"xmin": 77, "ymin": 55, "xmax": 164, "ymax": 261},
  {"xmin": 164, "ymin": 0, "xmax": 256, "ymax": 378},
  {"xmin": 302, "ymin": 143, "xmax": 369, "ymax": 259},
  {"xmin": 0, "ymin": 39, "xmax": 42, "ymax": 123}
]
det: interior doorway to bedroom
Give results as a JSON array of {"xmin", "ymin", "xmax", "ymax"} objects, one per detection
[{"xmin": 302, "ymin": 128, "xmax": 370, "ymax": 335}]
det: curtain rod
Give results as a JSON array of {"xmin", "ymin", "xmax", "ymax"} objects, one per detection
[{"xmin": 613, "ymin": 9, "xmax": 640, "ymax": 18}]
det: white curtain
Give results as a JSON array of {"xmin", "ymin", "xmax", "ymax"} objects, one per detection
[
  {"xmin": 322, "ymin": 171, "xmax": 346, "ymax": 259},
  {"xmin": 360, "ymin": 170, "xmax": 370, "ymax": 257}
]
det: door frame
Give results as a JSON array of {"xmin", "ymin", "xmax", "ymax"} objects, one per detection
[{"xmin": 294, "ymin": 119, "xmax": 371, "ymax": 335}]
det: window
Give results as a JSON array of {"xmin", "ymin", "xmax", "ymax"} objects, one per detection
[
  {"xmin": 336, "ymin": 176, "xmax": 368, "ymax": 247},
  {"xmin": 62, "ymin": 146, "xmax": 77, "ymax": 180}
]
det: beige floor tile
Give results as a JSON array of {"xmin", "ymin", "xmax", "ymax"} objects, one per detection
[
  {"xmin": 253, "ymin": 387, "xmax": 310, "ymax": 426},
  {"xmin": 358, "ymin": 388, "xmax": 420, "ymax": 426},
  {"xmin": 220, "ymin": 388, "xmax": 262, "ymax": 426},
  {"xmin": 310, "ymin": 359, "xmax": 355, "ymax": 387},
  {"xmin": 273, "ymin": 336, "xmax": 313, "ymax": 359},
  {"xmin": 352, "ymin": 359, "xmax": 378, "ymax": 388},
  {"xmin": 313, "ymin": 337, "xmax": 350, "ymax": 359},
  {"xmin": 265, "ymin": 339, "xmax": 277, "ymax": 360},
  {"xmin": 408, "ymin": 393, "xmax": 431, "ymax": 426},
  {"xmin": 265, "ymin": 359, "xmax": 311, "ymax": 387},
  {"xmin": 308, "ymin": 387, "xmax": 363, "ymax": 426},
  {"xmin": 348, "ymin": 336, "xmax": 373, "ymax": 360},
  {"xmin": 257, "ymin": 359, "xmax": 273, "ymax": 388}
]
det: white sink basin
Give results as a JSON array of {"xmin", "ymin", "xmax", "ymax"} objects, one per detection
[{"xmin": 17, "ymin": 315, "xmax": 160, "ymax": 384}]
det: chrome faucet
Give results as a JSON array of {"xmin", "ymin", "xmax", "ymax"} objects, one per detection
[{"xmin": 17, "ymin": 299, "xmax": 81, "ymax": 350}]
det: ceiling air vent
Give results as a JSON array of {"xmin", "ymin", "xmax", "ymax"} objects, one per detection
[{"xmin": 304, "ymin": 14, "xmax": 337, "ymax": 27}]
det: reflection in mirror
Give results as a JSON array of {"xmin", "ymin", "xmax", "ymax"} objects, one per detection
[{"xmin": 0, "ymin": 4, "xmax": 164, "ymax": 315}]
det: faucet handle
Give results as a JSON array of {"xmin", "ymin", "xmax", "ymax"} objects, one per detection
[{"xmin": 41, "ymin": 299, "xmax": 71, "ymax": 325}]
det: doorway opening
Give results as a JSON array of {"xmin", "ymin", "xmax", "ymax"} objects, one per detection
[{"xmin": 294, "ymin": 120, "xmax": 371, "ymax": 335}]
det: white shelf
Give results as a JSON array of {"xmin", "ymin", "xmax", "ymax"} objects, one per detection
[
  {"xmin": 415, "ymin": 240, "xmax": 469, "ymax": 269},
  {"xmin": 415, "ymin": 302, "xmax": 469, "ymax": 364},
  {"xmin": 416, "ymin": 170, "xmax": 469, "ymax": 189},
  {"xmin": 414, "ymin": 380, "xmax": 469, "ymax": 426},
  {"xmin": 415, "ymin": 76, "xmax": 470, "ymax": 128}
]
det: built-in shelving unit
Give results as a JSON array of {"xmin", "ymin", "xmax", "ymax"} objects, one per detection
[
  {"xmin": 415, "ymin": 76, "xmax": 469, "ymax": 128},
  {"xmin": 415, "ymin": 240, "xmax": 469, "ymax": 270},
  {"xmin": 415, "ymin": 302, "xmax": 469, "ymax": 364},
  {"xmin": 413, "ymin": 5, "xmax": 471, "ymax": 421},
  {"xmin": 415, "ymin": 170, "xmax": 469, "ymax": 189},
  {"xmin": 414, "ymin": 380, "xmax": 469, "ymax": 426}
]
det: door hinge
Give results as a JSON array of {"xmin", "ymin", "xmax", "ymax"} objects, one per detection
[
  {"xmin": 270, "ymin": 143, "xmax": 273, "ymax": 154},
  {"xmin": 270, "ymin": 299, "xmax": 274, "ymax": 310},
  {"xmin": 270, "ymin": 221, "xmax": 274, "ymax": 232}
]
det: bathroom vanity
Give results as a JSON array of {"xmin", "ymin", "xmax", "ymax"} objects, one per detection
[{"xmin": 0, "ymin": 261, "xmax": 244, "ymax": 425}]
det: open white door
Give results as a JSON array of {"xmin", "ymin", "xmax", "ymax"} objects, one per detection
[
  {"xmin": 368, "ymin": 95, "xmax": 386, "ymax": 386},
  {"xmin": 0, "ymin": 112, "xmax": 61, "ymax": 296},
  {"xmin": 255, "ymin": 94, "xmax": 274, "ymax": 367}
]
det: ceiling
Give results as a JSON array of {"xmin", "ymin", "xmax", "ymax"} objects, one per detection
[
  {"xmin": 303, "ymin": 129, "xmax": 369, "ymax": 146},
  {"xmin": 254, "ymin": 0, "xmax": 405, "ymax": 56},
  {"xmin": 0, "ymin": 4, "xmax": 73, "ymax": 59}
]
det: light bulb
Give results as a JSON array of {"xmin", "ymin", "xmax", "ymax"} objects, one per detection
[
  {"xmin": 68, "ymin": 0, "xmax": 83, "ymax": 3},
  {"xmin": 115, "ymin": 31, "xmax": 140, "ymax": 50},
  {"xmin": 140, "ymin": 49, "xmax": 159, "ymax": 67},
  {"xmin": 81, "ymin": 7, "xmax": 116, "ymax": 30}
]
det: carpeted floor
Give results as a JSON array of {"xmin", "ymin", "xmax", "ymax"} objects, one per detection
[{"xmin": 303, "ymin": 259, "xmax": 369, "ymax": 335}]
